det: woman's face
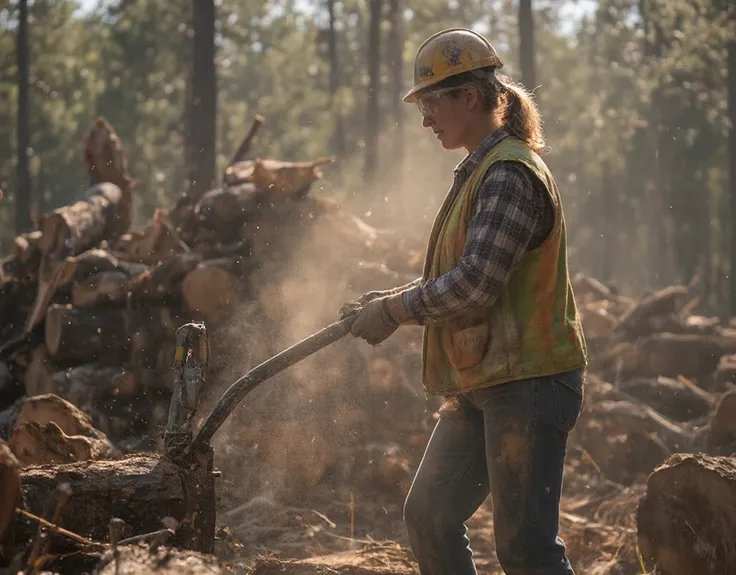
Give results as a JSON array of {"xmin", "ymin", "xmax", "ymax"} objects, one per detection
[{"xmin": 417, "ymin": 85, "xmax": 480, "ymax": 151}]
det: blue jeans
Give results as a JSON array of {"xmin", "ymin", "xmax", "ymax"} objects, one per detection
[{"xmin": 404, "ymin": 368, "xmax": 584, "ymax": 575}]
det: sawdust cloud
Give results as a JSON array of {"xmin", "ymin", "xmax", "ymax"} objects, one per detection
[{"xmin": 198, "ymin": 122, "xmax": 458, "ymax": 509}]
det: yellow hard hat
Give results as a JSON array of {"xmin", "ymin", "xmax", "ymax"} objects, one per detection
[{"xmin": 403, "ymin": 28, "xmax": 504, "ymax": 103}]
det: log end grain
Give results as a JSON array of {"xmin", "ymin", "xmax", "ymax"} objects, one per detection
[
  {"xmin": 9, "ymin": 420, "xmax": 119, "ymax": 466},
  {"xmin": 182, "ymin": 264, "xmax": 235, "ymax": 323},
  {"xmin": 637, "ymin": 453, "xmax": 736, "ymax": 575},
  {"xmin": 15, "ymin": 393, "xmax": 106, "ymax": 441}
]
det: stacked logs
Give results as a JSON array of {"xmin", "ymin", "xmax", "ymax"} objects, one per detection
[{"xmin": 0, "ymin": 116, "xmax": 413, "ymax": 457}]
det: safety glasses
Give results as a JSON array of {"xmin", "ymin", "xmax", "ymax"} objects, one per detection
[{"xmin": 415, "ymin": 86, "xmax": 461, "ymax": 118}]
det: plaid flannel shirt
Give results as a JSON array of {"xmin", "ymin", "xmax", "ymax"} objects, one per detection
[{"xmin": 401, "ymin": 129, "xmax": 555, "ymax": 326}]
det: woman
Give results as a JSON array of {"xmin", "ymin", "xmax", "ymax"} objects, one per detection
[{"xmin": 342, "ymin": 28, "xmax": 587, "ymax": 575}]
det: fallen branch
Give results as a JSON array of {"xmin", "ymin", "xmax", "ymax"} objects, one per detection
[{"xmin": 15, "ymin": 508, "xmax": 105, "ymax": 549}]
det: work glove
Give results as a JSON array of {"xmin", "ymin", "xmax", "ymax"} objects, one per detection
[
  {"xmin": 338, "ymin": 286, "xmax": 412, "ymax": 320},
  {"xmin": 349, "ymin": 296, "xmax": 400, "ymax": 345},
  {"xmin": 338, "ymin": 289, "xmax": 390, "ymax": 320}
]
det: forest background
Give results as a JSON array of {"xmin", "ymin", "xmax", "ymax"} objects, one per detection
[{"xmin": 0, "ymin": 0, "xmax": 734, "ymax": 310}]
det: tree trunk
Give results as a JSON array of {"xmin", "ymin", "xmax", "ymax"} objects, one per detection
[
  {"xmin": 364, "ymin": 0, "xmax": 382, "ymax": 185},
  {"xmin": 518, "ymin": 0, "xmax": 536, "ymax": 92},
  {"xmin": 729, "ymin": 38, "xmax": 736, "ymax": 314},
  {"xmin": 15, "ymin": 0, "xmax": 31, "ymax": 235},
  {"xmin": 386, "ymin": 0, "xmax": 404, "ymax": 176},
  {"xmin": 637, "ymin": 453, "xmax": 736, "ymax": 575},
  {"xmin": 188, "ymin": 0, "xmax": 217, "ymax": 201},
  {"xmin": 601, "ymin": 162, "xmax": 614, "ymax": 282},
  {"xmin": 326, "ymin": 0, "xmax": 346, "ymax": 158}
]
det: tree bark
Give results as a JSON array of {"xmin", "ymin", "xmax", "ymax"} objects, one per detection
[
  {"xmin": 518, "ymin": 0, "xmax": 536, "ymax": 91},
  {"xmin": 364, "ymin": 0, "xmax": 382, "ymax": 185},
  {"xmin": 37, "ymin": 183, "xmax": 129, "ymax": 258},
  {"xmin": 188, "ymin": 0, "xmax": 217, "ymax": 201},
  {"xmin": 637, "ymin": 453, "xmax": 736, "ymax": 575},
  {"xmin": 15, "ymin": 0, "xmax": 31, "ymax": 235},
  {"xmin": 326, "ymin": 0, "xmax": 345, "ymax": 157},
  {"xmin": 44, "ymin": 305, "xmax": 176, "ymax": 364},
  {"xmin": 729, "ymin": 38, "xmax": 736, "ymax": 314},
  {"xmin": 15, "ymin": 455, "xmax": 191, "ymax": 549},
  {"xmin": 386, "ymin": 0, "xmax": 404, "ymax": 174}
]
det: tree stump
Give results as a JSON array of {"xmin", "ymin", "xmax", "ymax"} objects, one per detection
[{"xmin": 637, "ymin": 453, "xmax": 736, "ymax": 575}]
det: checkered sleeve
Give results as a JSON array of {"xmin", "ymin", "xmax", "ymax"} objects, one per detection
[{"xmin": 400, "ymin": 162, "xmax": 542, "ymax": 325}]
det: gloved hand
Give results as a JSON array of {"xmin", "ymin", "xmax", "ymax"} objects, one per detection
[
  {"xmin": 338, "ymin": 289, "xmax": 394, "ymax": 320},
  {"xmin": 349, "ymin": 296, "xmax": 400, "ymax": 345}
]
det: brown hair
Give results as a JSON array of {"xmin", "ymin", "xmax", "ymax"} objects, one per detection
[{"xmin": 434, "ymin": 67, "xmax": 546, "ymax": 154}]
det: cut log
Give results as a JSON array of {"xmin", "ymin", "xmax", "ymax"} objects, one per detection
[
  {"xmin": 579, "ymin": 301, "xmax": 618, "ymax": 340},
  {"xmin": 15, "ymin": 450, "xmax": 214, "ymax": 553},
  {"xmin": 570, "ymin": 272, "xmax": 617, "ymax": 300},
  {"xmin": 707, "ymin": 391, "xmax": 736, "ymax": 455},
  {"xmin": 24, "ymin": 346, "xmax": 56, "ymax": 397},
  {"xmin": 0, "ymin": 439, "xmax": 20, "ymax": 540},
  {"xmin": 634, "ymin": 333, "xmax": 728, "ymax": 379},
  {"xmin": 714, "ymin": 353, "xmax": 736, "ymax": 390},
  {"xmin": 225, "ymin": 114, "xmax": 264, "ymax": 169},
  {"xmin": 38, "ymin": 183, "xmax": 129, "ymax": 258},
  {"xmin": 181, "ymin": 259, "xmax": 240, "ymax": 323},
  {"xmin": 637, "ymin": 453, "xmax": 736, "ymax": 575},
  {"xmin": 223, "ymin": 157, "xmax": 334, "ymax": 196},
  {"xmin": 24, "ymin": 255, "xmax": 79, "ymax": 332},
  {"xmin": 10, "ymin": 230, "xmax": 42, "ymax": 278},
  {"xmin": 14, "ymin": 394, "xmax": 110, "ymax": 442},
  {"xmin": 131, "ymin": 252, "xmax": 201, "ymax": 306},
  {"xmin": 44, "ymin": 304, "xmax": 176, "ymax": 363},
  {"xmin": 71, "ymin": 270, "xmax": 131, "ymax": 307},
  {"xmin": 48, "ymin": 364, "xmax": 139, "ymax": 406},
  {"xmin": 574, "ymin": 399, "xmax": 694, "ymax": 484},
  {"xmin": 83, "ymin": 116, "xmax": 136, "ymax": 193},
  {"xmin": 615, "ymin": 285, "xmax": 690, "ymax": 339},
  {"xmin": 193, "ymin": 183, "xmax": 260, "ymax": 230},
  {"xmin": 9, "ymin": 420, "xmax": 120, "ymax": 466},
  {"xmin": 0, "ymin": 276, "xmax": 37, "ymax": 344},
  {"xmin": 71, "ymin": 248, "xmax": 147, "ymax": 279},
  {"xmin": 618, "ymin": 376, "xmax": 715, "ymax": 422},
  {"xmin": 112, "ymin": 209, "xmax": 190, "ymax": 265},
  {"xmin": 24, "ymin": 248, "xmax": 145, "ymax": 332}
]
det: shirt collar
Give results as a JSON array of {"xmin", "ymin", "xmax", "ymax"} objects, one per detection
[{"xmin": 454, "ymin": 127, "xmax": 509, "ymax": 178}]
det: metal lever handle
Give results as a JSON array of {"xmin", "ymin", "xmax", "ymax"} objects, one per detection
[{"xmin": 194, "ymin": 314, "xmax": 357, "ymax": 445}]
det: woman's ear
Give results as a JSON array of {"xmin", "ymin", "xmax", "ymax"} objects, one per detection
[{"xmin": 463, "ymin": 85, "xmax": 481, "ymax": 111}]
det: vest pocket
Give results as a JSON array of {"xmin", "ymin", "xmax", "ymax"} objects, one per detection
[{"xmin": 444, "ymin": 323, "xmax": 490, "ymax": 371}]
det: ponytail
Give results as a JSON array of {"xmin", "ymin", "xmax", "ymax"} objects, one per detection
[
  {"xmin": 435, "ymin": 67, "xmax": 547, "ymax": 154},
  {"xmin": 498, "ymin": 77, "xmax": 546, "ymax": 154}
]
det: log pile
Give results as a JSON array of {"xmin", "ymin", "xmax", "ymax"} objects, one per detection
[{"xmin": 0, "ymin": 116, "xmax": 411, "ymax": 456}]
